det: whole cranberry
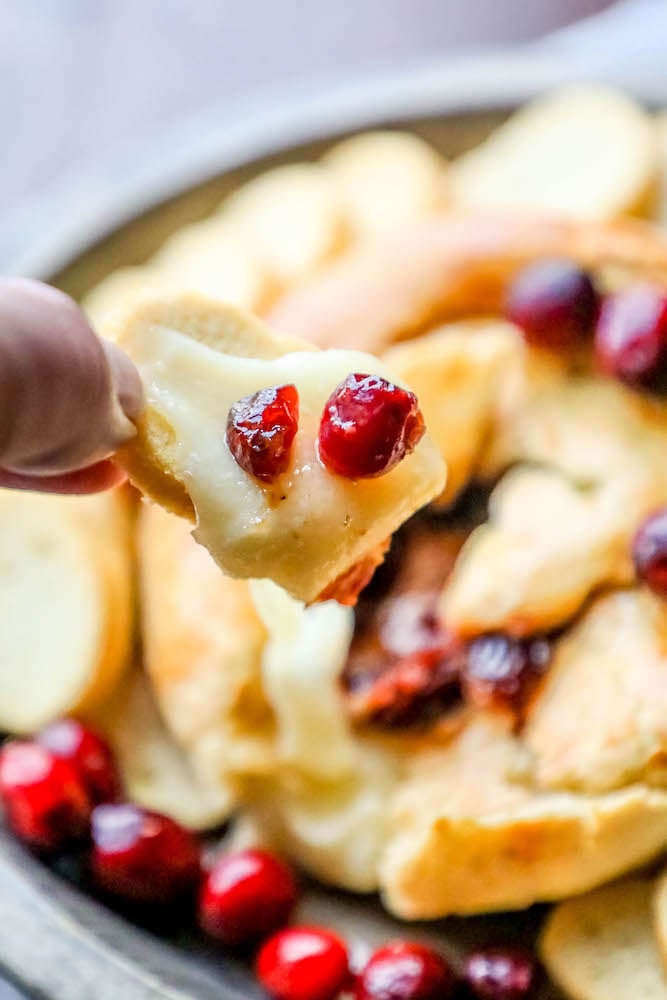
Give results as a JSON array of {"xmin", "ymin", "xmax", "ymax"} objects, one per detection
[
  {"xmin": 256, "ymin": 926, "xmax": 350, "ymax": 1000},
  {"xmin": 37, "ymin": 719, "xmax": 121, "ymax": 804},
  {"xmin": 594, "ymin": 284, "xmax": 667, "ymax": 392},
  {"xmin": 198, "ymin": 849, "xmax": 298, "ymax": 947},
  {"xmin": 461, "ymin": 634, "xmax": 550, "ymax": 712},
  {"xmin": 318, "ymin": 373, "xmax": 425, "ymax": 479},
  {"xmin": 505, "ymin": 259, "xmax": 598, "ymax": 350},
  {"xmin": 226, "ymin": 384, "xmax": 299, "ymax": 483},
  {"xmin": 464, "ymin": 948, "xmax": 536, "ymax": 1000},
  {"xmin": 633, "ymin": 509, "xmax": 667, "ymax": 596},
  {"xmin": 91, "ymin": 803, "xmax": 201, "ymax": 903},
  {"xmin": 0, "ymin": 741, "xmax": 91, "ymax": 851},
  {"xmin": 355, "ymin": 941, "xmax": 456, "ymax": 1000}
]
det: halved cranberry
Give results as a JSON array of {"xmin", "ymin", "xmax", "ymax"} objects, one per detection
[
  {"xmin": 355, "ymin": 941, "xmax": 456, "ymax": 1000},
  {"xmin": 90, "ymin": 803, "xmax": 201, "ymax": 903},
  {"xmin": 318, "ymin": 373, "xmax": 425, "ymax": 479},
  {"xmin": 37, "ymin": 719, "xmax": 121, "ymax": 805},
  {"xmin": 464, "ymin": 948, "xmax": 537, "ymax": 1000},
  {"xmin": 256, "ymin": 926, "xmax": 350, "ymax": 1000},
  {"xmin": 0, "ymin": 741, "xmax": 91, "ymax": 851},
  {"xmin": 226, "ymin": 384, "xmax": 299, "ymax": 483},
  {"xmin": 461, "ymin": 634, "xmax": 550, "ymax": 712},
  {"xmin": 633, "ymin": 509, "xmax": 667, "ymax": 596},
  {"xmin": 198, "ymin": 849, "xmax": 298, "ymax": 947},
  {"xmin": 594, "ymin": 284, "xmax": 667, "ymax": 392},
  {"xmin": 505, "ymin": 259, "xmax": 598, "ymax": 350}
]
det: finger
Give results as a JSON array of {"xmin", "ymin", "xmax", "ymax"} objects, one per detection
[
  {"xmin": 0, "ymin": 460, "xmax": 128, "ymax": 495},
  {"xmin": 0, "ymin": 278, "xmax": 143, "ymax": 476},
  {"xmin": 103, "ymin": 339, "xmax": 144, "ymax": 421}
]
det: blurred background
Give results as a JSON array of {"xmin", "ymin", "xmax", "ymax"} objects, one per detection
[{"xmin": 1, "ymin": 0, "xmax": 624, "ymax": 219}]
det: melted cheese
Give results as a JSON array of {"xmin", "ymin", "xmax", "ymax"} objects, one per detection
[{"xmin": 132, "ymin": 322, "xmax": 446, "ymax": 602}]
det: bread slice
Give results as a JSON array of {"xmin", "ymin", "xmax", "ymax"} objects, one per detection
[
  {"xmin": 383, "ymin": 320, "xmax": 521, "ymax": 504},
  {"xmin": 541, "ymin": 878, "xmax": 667, "ymax": 1000},
  {"xmin": 266, "ymin": 214, "xmax": 667, "ymax": 353},
  {"xmin": 322, "ymin": 130, "xmax": 447, "ymax": 240},
  {"xmin": 0, "ymin": 487, "xmax": 133, "ymax": 733},
  {"xmin": 450, "ymin": 86, "xmax": 658, "ymax": 220},
  {"xmin": 82, "ymin": 266, "xmax": 174, "ymax": 334},
  {"xmin": 97, "ymin": 666, "xmax": 231, "ymax": 831},
  {"xmin": 380, "ymin": 716, "xmax": 667, "ymax": 919},
  {"xmin": 221, "ymin": 163, "xmax": 349, "ymax": 286},
  {"xmin": 138, "ymin": 502, "xmax": 275, "ymax": 791},
  {"xmin": 117, "ymin": 295, "xmax": 446, "ymax": 603}
]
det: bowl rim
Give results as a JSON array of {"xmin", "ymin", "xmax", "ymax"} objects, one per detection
[{"xmin": 0, "ymin": 45, "xmax": 627, "ymax": 280}]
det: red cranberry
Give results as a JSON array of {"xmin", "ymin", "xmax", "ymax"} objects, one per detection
[
  {"xmin": 0, "ymin": 741, "xmax": 91, "ymax": 851},
  {"xmin": 198, "ymin": 849, "xmax": 297, "ymax": 947},
  {"xmin": 633, "ymin": 509, "xmax": 667, "ymax": 596},
  {"xmin": 318, "ymin": 373, "xmax": 425, "ymax": 479},
  {"xmin": 91, "ymin": 803, "xmax": 201, "ymax": 903},
  {"xmin": 461, "ymin": 635, "xmax": 550, "ymax": 712},
  {"xmin": 594, "ymin": 284, "xmax": 667, "ymax": 392},
  {"xmin": 464, "ymin": 948, "xmax": 536, "ymax": 1000},
  {"xmin": 505, "ymin": 259, "xmax": 598, "ymax": 350},
  {"xmin": 355, "ymin": 941, "xmax": 456, "ymax": 1000},
  {"xmin": 37, "ymin": 719, "xmax": 121, "ymax": 804},
  {"xmin": 226, "ymin": 384, "xmax": 299, "ymax": 483},
  {"xmin": 256, "ymin": 926, "xmax": 350, "ymax": 1000}
]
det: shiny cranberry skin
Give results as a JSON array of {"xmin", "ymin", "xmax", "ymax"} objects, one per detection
[
  {"xmin": 355, "ymin": 942, "xmax": 456, "ymax": 1000},
  {"xmin": 198, "ymin": 849, "xmax": 297, "ymax": 947},
  {"xmin": 319, "ymin": 373, "xmax": 425, "ymax": 479},
  {"xmin": 594, "ymin": 284, "xmax": 667, "ymax": 392},
  {"xmin": 462, "ymin": 634, "xmax": 550, "ymax": 712},
  {"xmin": 464, "ymin": 948, "xmax": 537, "ymax": 1000},
  {"xmin": 91, "ymin": 803, "xmax": 201, "ymax": 903},
  {"xmin": 633, "ymin": 509, "xmax": 667, "ymax": 596},
  {"xmin": 0, "ymin": 741, "xmax": 91, "ymax": 851},
  {"xmin": 37, "ymin": 719, "xmax": 121, "ymax": 805},
  {"xmin": 256, "ymin": 926, "xmax": 350, "ymax": 1000},
  {"xmin": 505, "ymin": 259, "xmax": 598, "ymax": 350},
  {"xmin": 226, "ymin": 383, "xmax": 299, "ymax": 483}
]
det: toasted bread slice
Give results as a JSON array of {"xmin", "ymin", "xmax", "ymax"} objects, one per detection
[
  {"xmin": 98, "ymin": 666, "xmax": 231, "ymax": 831},
  {"xmin": 380, "ymin": 716, "xmax": 667, "ymax": 919},
  {"xmin": 266, "ymin": 215, "xmax": 667, "ymax": 353},
  {"xmin": 541, "ymin": 879, "xmax": 667, "ymax": 1000},
  {"xmin": 0, "ymin": 488, "xmax": 133, "ymax": 733},
  {"xmin": 138, "ymin": 502, "xmax": 275, "ymax": 789},
  {"xmin": 383, "ymin": 320, "xmax": 521, "ymax": 504},
  {"xmin": 451, "ymin": 86, "xmax": 658, "ymax": 220},
  {"xmin": 221, "ymin": 163, "xmax": 349, "ymax": 286},
  {"xmin": 525, "ymin": 590, "xmax": 667, "ymax": 794},
  {"xmin": 117, "ymin": 295, "xmax": 445, "ymax": 603},
  {"xmin": 82, "ymin": 266, "xmax": 174, "ymax": 334},
  {"xmin": 322, "ymin": 130, "xmax": 447, "ymax": 240},
  {"xmin": 440, "ymin": 466, "xmax": 637, "ymax": 637}
]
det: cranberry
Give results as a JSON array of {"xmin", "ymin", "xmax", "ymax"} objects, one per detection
[
  {"xmin": 464, "ymin": 948, "xmax": 537, "ymax": 1000},
  {"xmin": 0, "ymin": 741, "xmax": 91, "ymax": 851},
  {"xmin": 198, "ymin": 849, "xmax": 297, "ymax": 947},
  {"xmin": 256, "ymin": 926, "xmax": 350, "ymax": 1000},
  {"xmin": 90, "ymin": 803, "xmax": 201, "ymax": 903},
  {"xmin": 461, "ymin": 635, "xmax": 550, "ymax": 712},
  {"xmin": 594, "ymin": 284, "xmax": 667, "ymax": 392},
  {"xmin": 633, "ymin": 508, "xmax": 667, "ymax": 596},
  {"xmin": 318, "ymin": 373, "xmax": 425, "ymax": 479},
  {"xmin": 37, "ymin": 719, "xmax": 121, "ymax": 804},
  {"xmin": 226, "ymin": 384, "xmax": 299, "ymax": 483},
  {"xmin": 355, "ymin": 941, "xmax": 456, "ymax": 1000},
  {"xmin": 505, "ymin": 259, "xmax": 598, "ymax": 350}
]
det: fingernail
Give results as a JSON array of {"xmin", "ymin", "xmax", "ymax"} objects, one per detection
[{"xmin": 104, "ymin": 341, "xmax": 144, "ymax": 421}]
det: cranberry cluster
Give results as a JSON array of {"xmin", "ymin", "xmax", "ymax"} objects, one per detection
[
  {"xmin": 0, "ymin": 717, "xmax": 538, "ymax": 1000},
  {"xmin": 226, "ymin": 374, "xmax": 424, "ymax": 485},
  {"xmin": 505, "ymin": 259, "xmax": 667, "ymax": 393}
]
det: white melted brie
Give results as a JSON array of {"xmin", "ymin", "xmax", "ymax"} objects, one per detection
[{"xmin": 132, "ymin": 322, "xmax": 446, "ymax": 602}]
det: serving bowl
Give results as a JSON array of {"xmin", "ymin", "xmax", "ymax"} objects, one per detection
[{"xmin": 1, "ymin": 55, "xmax": 641, "ymax": 1000}]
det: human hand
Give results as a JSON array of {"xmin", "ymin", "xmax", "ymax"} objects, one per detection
[{"xmin": 0, "ymin": 277, "xmax": 143, "ymax": 493}]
